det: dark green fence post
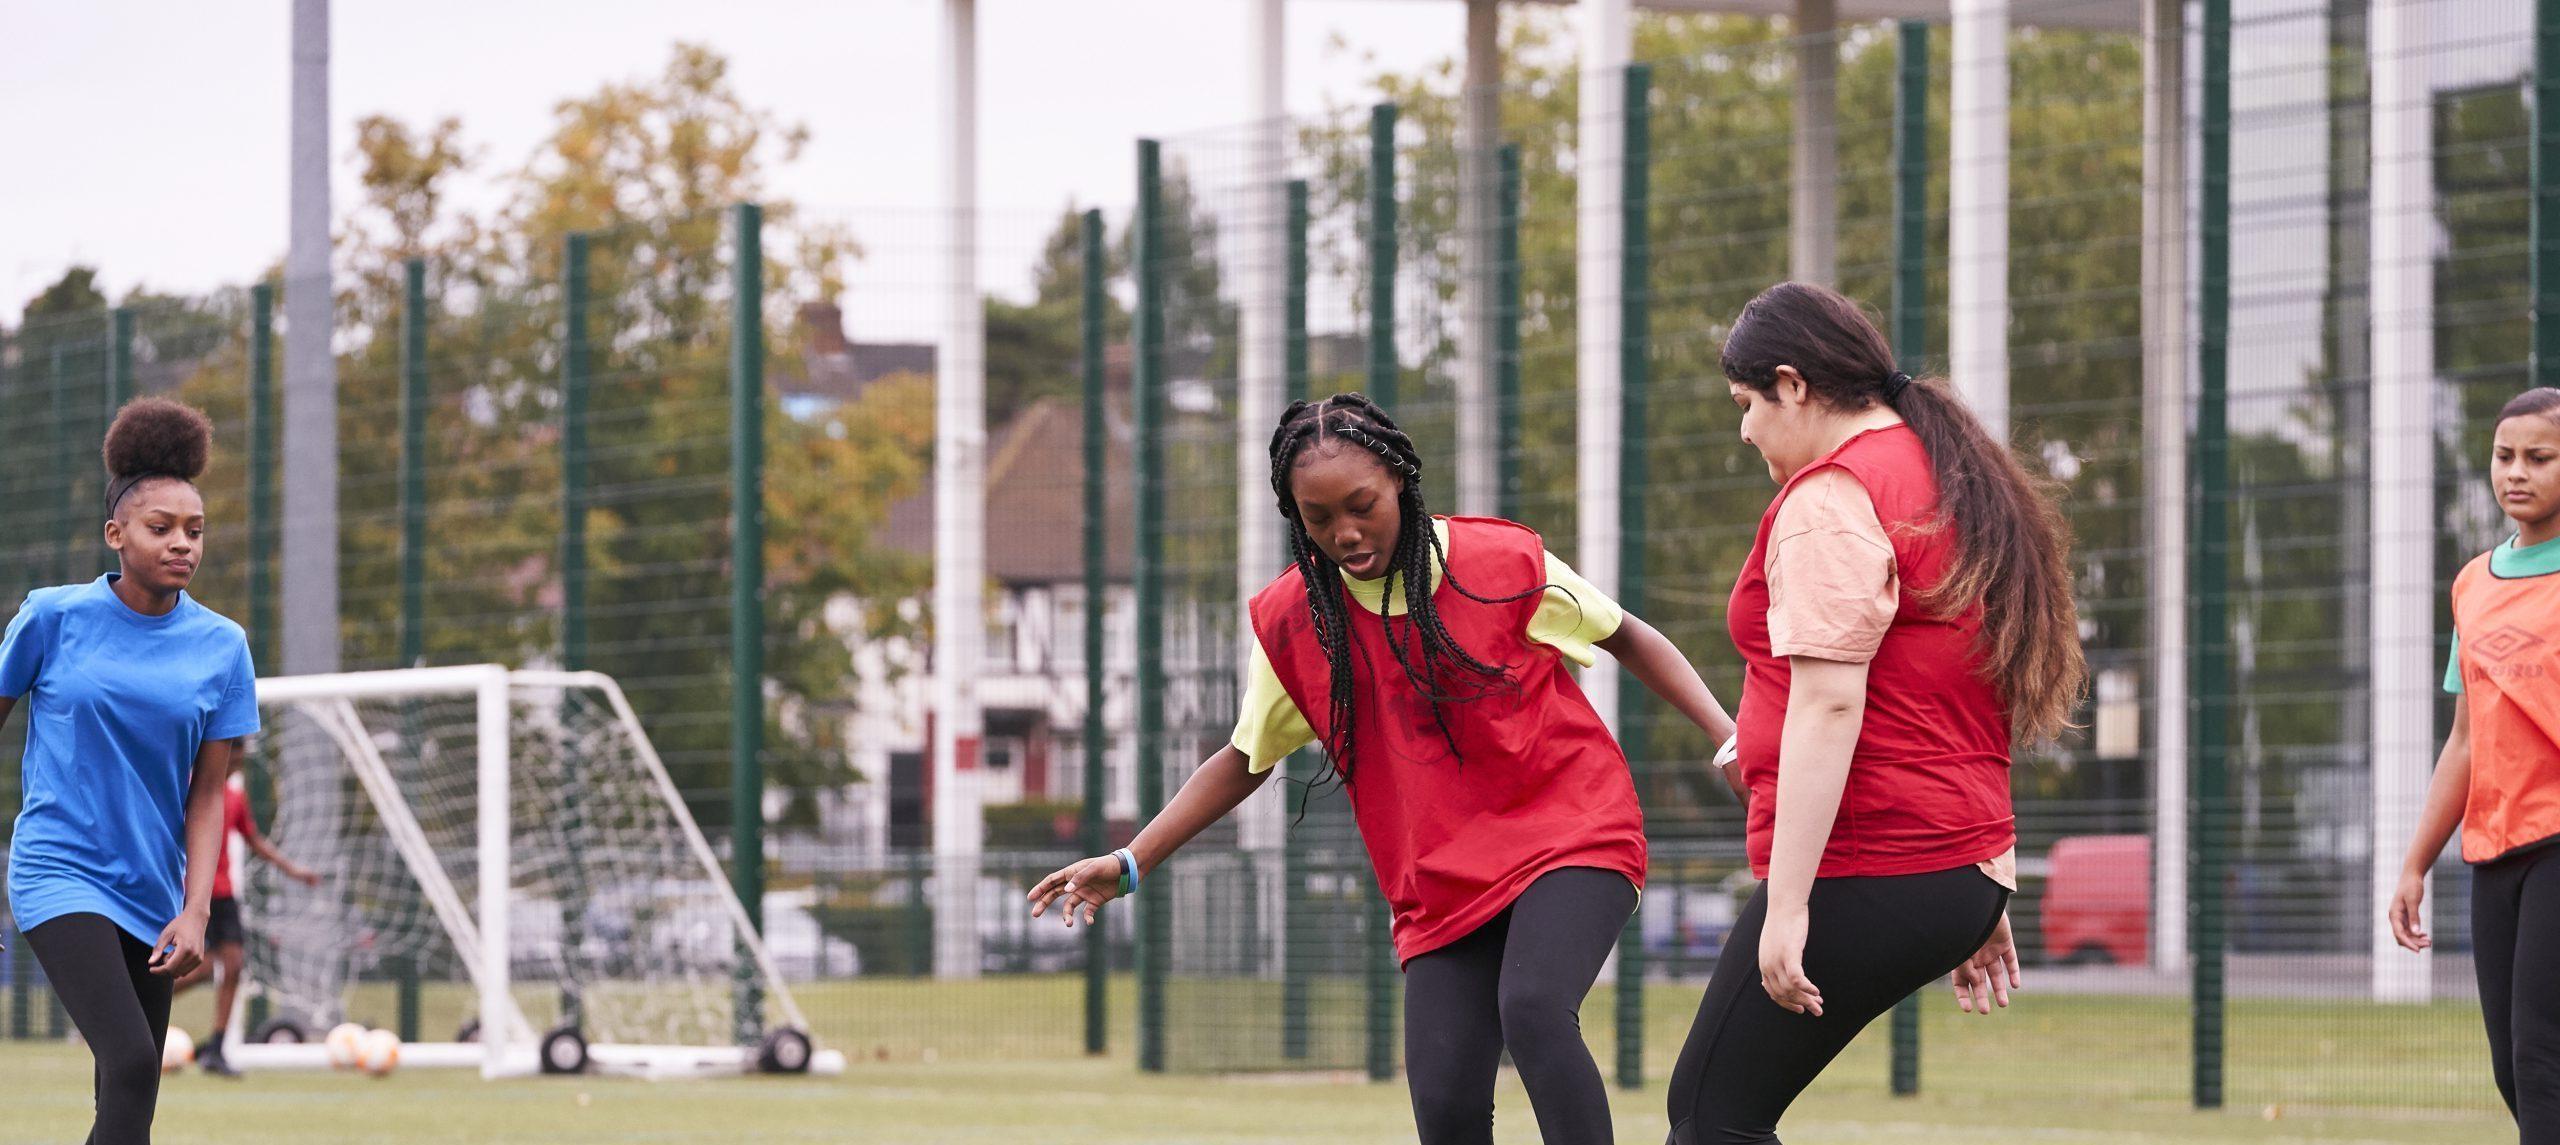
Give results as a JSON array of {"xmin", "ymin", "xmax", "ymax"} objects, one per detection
[
  {"xmin": 1134, "ymin": 140, "xmax": 1170, "ymax": 1075},
  {"xmin": 395, "ymin": 257, "xmax": 430, "ymax": 1043},
  {"xmin": 249, "ymin": 284, "xmax": 280, "ymax": 679},
  {"xmin": 103, "ymin": 308, "xmax": 131, "ymax": 569},
  {"xmin": 2537, "ymin": 0, "xmax": 2560, "ymax": 385},
  {"xmin": 246, "ymin": 282, "xmax": 277, "ymax": 1036},
  {"xmin": 1362, "ymin": 100, "xmax": 1402, "ymax": 1086},
  {"xmin": 1367, "ymin": 103, "xmax": 1399, "ymax": 413},
  {"xmin": 1887, "ymin": 19, "xmax": 1930, "ymax": 1098},
  {"xmin": 1080, "ymin": 206, "xmax": 1111, "ymax": 1057},
  {"xmin": 1613, "ymin": 61, "xmax": 1652, "ymax": 1094},
  {"xmin": 7, "ymin": 941, "xmax": 27, "ymax": 1040},
  {"xmin": 399, "ymin": 259, "xmax": 429, "ymax": 672},
  {"xmin": 50, "ymin": 346, "xmax": 72, "ymax": 586},
  {"xmin": 107, "ymin": 307, "xmax": 133, "ymax": 410},
  {"xmin": 729, "ymin": 201, "xmax": 768, "ymax": 1044},
  {"xmin": 906, "ymin": 852, "xmax": 932, "ymax": 976},
  {"xmin": 1495, "ymin": 145, "xmax": 1523, "ymax": 523},
  {"xmin": 555, "ymin": 233, "xmax": 597, "ymax": 1035},
  {"xmin": 1280, "ymin": 177, "xmax": 1316, "ymax": 1064},
  {"xmin": 562, "ymin": 234, "xmax": 592, "ymax": 672},
  {"xmin": 2191, "ymin": 0, "xmax": 2232, "ymax": 1112}
]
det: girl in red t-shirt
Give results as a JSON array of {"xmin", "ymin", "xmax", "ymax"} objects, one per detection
[
  {"xmin": 1030, "ymin": 393, "xmax": 1737, "ymax": 1145},
  {"xmin": 1667, "ymin": 283, "xmax": 2087, "ymax": 1144}
]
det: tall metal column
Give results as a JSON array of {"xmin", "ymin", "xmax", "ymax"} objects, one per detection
[
  {"xmin": 1791, "ymin": 0, "xmax": 1839, "ymax": 285},
  {"xmin": 2368, "ymin": 0, "xmax": 2436, "ymax": 1005},
  {"xmin": 933, "ymin": 0, "xmax": 989, "ymax": 982},
  {"xmin": 1950, "ymin": 0, "xmax": 2011, "ymax": 438},
  {"xmin": 1457, "ymin": 0, "xmax": 1502, "ymax": 515},
  {"xmin": 2142, "ymin": 0, "xmax": 2193, "ymax": 977},
  {"xmin": 284, "ymin": 0, "xmax": 339, "ymax": 679}
]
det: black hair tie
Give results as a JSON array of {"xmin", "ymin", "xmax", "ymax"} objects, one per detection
[{"xmin": 1882, "ymin": 371, "xmax": 1913, "ymax": 403}]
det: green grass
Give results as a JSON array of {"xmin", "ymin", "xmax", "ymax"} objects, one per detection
[{"xmin": 5, "ymin": 975, "xmax": 2498, "ymax": 1144}]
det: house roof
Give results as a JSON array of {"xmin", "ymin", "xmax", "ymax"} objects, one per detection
[
  {"xmin": 880, "ymin": 394, "xmax": 1137, "ymax": 584},
  {"xmin": 781, "ymin": 301, "xmax": 937, "ymax": 404}
]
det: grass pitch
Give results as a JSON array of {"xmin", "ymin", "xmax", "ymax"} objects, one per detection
[{"xmin": 0, "ymin": 975, "xmax": 2508, "ymax": 1143}]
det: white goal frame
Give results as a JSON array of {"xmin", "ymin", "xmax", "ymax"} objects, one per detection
[{"xmin": 221, "ymin": 664, "xmax": 839, "ymax": 1078}]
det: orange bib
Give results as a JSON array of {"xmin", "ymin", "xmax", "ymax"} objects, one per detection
[{"xmin": 2449, "ymin": 553, "xmax": 2560, "ymax": 862}]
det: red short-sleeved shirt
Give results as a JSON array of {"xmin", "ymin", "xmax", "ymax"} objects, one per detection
[{"xmin": 1728, "ymin": 426, "xmax": 2016, "ymax": 879}]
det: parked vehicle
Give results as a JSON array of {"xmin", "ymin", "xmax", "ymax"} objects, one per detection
[{"xmin": 2041, "ymin": 834, "xmax": 2150, "ymax": 966}]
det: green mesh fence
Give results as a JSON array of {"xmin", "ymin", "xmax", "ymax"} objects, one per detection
[
  {"xmin": 1123, "ymin": 0, "xmax": 2532, "ymax": 1128},
  {"xmin": 0, "ymin": 1, "xmax": 2547, "ymax": 1135}
]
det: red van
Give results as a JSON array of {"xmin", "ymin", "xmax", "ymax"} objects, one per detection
[{"xmin": 2041, "ymin": 835, "xmax": 2150, "ymax": 965}]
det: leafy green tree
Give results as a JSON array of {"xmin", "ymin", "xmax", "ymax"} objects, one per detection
[{"xmin": 158, "ymin": 44, "xmax": 933, "ymax": 830}]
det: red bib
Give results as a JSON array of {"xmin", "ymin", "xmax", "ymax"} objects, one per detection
[
  {"xmin": 1249, "ymin": 516, "xmax": 1646, "ymax": 963},
  {"xmin": 211, "ymin": 783, "xmax": 247, "ymax": 900},
  {"xmin": 1727, "ymin": 426, "xmax": 2015, "ymax": 879}
]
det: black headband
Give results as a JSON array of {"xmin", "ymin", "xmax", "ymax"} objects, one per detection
[
  {"xmin": 1882, "ymin": 371, "xmax": 1914, "ymax": 403},
  {"xmin": 105, "ymin": 471, "xmax": 186, "ymax": 515}
]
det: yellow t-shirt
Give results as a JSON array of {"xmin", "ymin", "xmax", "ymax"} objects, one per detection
[{"xmin": 1229, "ymin": 518, "xmax": 1625, "ymax": 773}]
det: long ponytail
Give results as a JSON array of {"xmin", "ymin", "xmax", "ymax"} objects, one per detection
[{"xmin": 1721, "ymin": 282, "xmax": 2088, "ymax": 744}]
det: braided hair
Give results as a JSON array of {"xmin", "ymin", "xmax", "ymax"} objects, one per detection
[{"xmin": 1268, "ymin": 394, "xmax": 1544, "ymax": 800}]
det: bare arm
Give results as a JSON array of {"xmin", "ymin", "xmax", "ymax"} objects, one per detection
[
  {"xmin": 1757, "ymin": 656, "xmax": 1870, "ymax": 1016},
  {"xmin": 1028, "ymin": 744, "xmax": 1275, "ymax": 925},
  {"xmin": 242, "ymin": 805, "xmax": 320, "ymax": 886},
  {"xmin": 152, "ymin": 737, "xmax": 240, "ymax": 976},
  {"xmin": 1597, "ymin": 613, "xmax": 1743, "ymax": 801},
  {"xmin": 2390, "ymin": 691, "xmax": 2472, "ymax": 951},
  {"xmin": 1598, "ymin": 613, "xmax": 1737, "ymax": 743}
]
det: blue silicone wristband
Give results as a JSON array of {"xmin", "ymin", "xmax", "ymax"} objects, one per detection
[{"xmin": 1114, "ymin": 848, "xmax": 1140, "ymax": 896}]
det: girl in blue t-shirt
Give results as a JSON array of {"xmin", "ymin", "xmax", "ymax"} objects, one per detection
[{"xmin": 1, "ymin": 398, "xmax": 258, "ymax": 1145}]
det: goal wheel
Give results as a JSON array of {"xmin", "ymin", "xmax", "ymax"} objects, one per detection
[
  {"xmin": 539, "ymin": 1025, "xmax": 589, "ymax": 1075},
  {"xmin": 758, "ymin": 1027, "xmax": 814, "ymax": 1074},
  {"xmin": 251, "ymin": 1017, "xmax": 309, "ymax": 1044},
  {"xmin": 455, "ymin": 1019, "xmax": 480, "ymax": 1043}
]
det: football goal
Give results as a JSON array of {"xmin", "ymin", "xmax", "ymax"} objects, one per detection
[{"xmin": 221, "ymin": 665, "xmax": 839, "ymax": 1079}]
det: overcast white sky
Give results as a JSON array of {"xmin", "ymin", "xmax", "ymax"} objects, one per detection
[{"xmin": 1, "ymin": 1, "xmax": 1488, "ymax": 322}]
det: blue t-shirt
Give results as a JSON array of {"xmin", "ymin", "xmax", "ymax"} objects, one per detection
[{"xmin": 3, "ymin": 575, "xmax": 259, "ymax": 943}]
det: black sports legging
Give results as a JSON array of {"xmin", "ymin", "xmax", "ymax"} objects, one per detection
[
  {"xmin": 26, "ymin": 912, "xmax": 174, "ymax": 1145},
  {"xmin": 1402, "ymin": 866, "xmax": 1638, "ymax": 1145},
  {"xmin": 2473, "ymin": 840, "xmax": 2560, "ymax": 1142},
  {"xmin": 1666, "ymin": 865, "xmax": 2008, "ymax": 1145}
]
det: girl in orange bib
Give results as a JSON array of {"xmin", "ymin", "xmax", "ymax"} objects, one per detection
[{"xmin": 2391, "ymin": 386, "xmax": 2560, "ymax": 1141}]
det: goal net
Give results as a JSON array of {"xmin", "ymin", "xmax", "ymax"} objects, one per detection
[{"xmin": 226, "ymin": 665, "xmax": 835, "ymax": 1078}]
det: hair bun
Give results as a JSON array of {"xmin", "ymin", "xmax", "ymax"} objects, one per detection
[{"xmin": 103, "ymin": 397, "xmax": 213, "ymax": 482}]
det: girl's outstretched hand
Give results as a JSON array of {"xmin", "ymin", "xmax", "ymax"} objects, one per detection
[{"xmin": 1028, "ymin": 855, "xmax": 1128, "ymax": 929}]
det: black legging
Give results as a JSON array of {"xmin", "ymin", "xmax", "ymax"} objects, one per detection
[
  {"xmin": 26, "ymin": 913, "xmax": 174, "ymax": 1145},
  {"xmin": 2473, "ymin": 841, "xmax": 2560, "ymax": 1142},
  {"xmin": 1403, "ymin": 866, "xmax": 1638, "ymax": 1145},
  {"xmin": 1666, "ymin": 865, "xmax": 2008, "ymax": 1145}
]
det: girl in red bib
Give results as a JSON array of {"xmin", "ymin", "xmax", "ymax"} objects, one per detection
[
  {"xmin": 1030, "ymin": 393, "xmax": 1738, "ymax": 1145},
  {"xmin": 1668, "ymin": 283, "xmax": 2086, "ymax": 1144},
  {"xmin": 2391, "ymin": 386, "xmax": 2560, "ymax": 1140}
]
